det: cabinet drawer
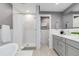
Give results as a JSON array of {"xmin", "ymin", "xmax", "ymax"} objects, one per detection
[
  {"xmin": 66, "ymin": 39, "xmax": 79, "ymax": 49},
  {"xmin": 57, "ymin": 36, "xmax": 65, "ymax": 42},
  {"xmin": 66, "ymin": 44, "xmax": 79, "ymax": 56},
  {"xmin": 58, "ymin": 41, "xmax": 65, "ymax": 56}
]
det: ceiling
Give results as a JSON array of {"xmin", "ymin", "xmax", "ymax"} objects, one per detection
[
  {"xmin": 13, "ymin": 3, "xmax": 73, "ymax": 12},
  {"xmin": 13, "ymin": 3, "xmax": 37, "ymax": 13},
  {"xmin": 39, "ymin": 3, "xmax": 72, "ymax": 12}
]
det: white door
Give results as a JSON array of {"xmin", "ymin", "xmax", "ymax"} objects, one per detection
[
  {"xmin": 41, "ymin": 17, "xmax": 49, "ymax": 46},
  {"xmin": 41, "ymin": 30, "xmax": 49, "ymax": 46},
  {"xmin": 40, "ymin": 15, "xmax": 50, "ymax": 47},
  {"xmin": 40, "ymin": 14, "xmax": 52, "ymax": 48}
]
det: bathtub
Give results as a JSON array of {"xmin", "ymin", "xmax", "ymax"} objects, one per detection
[{"xmin": 0, "ymin": 43, "xmax": 18, "ymax": 56}]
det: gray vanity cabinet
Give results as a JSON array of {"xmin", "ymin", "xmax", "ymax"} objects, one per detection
[
  {"xmin": 53, "ymin": 35, "xmax": 65, "ymax": 56},
  {"xmin": 53, "ymin": 35, "xmax": 59, "ymax": 52},
  {"xmin": 56, "ymin": 36, "xmax": 65, "ymax": 56},
  {"xmin": 66, "ymin": 44, "xmax": 79, "ymax": 56},
  {"xmin": 53, "ymin": 35, "xmax": 79, "ymax": 56},
  {"xmin": 57, "ymin": 41, "xmax": 65, "ymax": 56},
  {"xmin": 66, "ymin": 39, "xmax": 79, "ymax": 56}
]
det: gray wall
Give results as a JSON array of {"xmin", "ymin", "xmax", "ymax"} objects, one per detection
[
  {"xmin": 40, "ymin": 12, "xmax": 62, "ymax": 29},
  {"xmin": 51, "ymin": 13, "xmax": 62, "ymax": 29},
  {"xmin": 40, "ymin": 4, "xmax": 79, "ymax": 29},
  {"xmin": 0, "ymin": 3, "xmax": 13, "ymax": 29},
  {"xmin": 62, "ymin": 13, "xmax": 73, "ymax": 29},
  {"xmin": 62, "ymin": 3, "xmax": 79, "ymax": 29},
  {"xmin": 64, "ymin": 4, "xmax": 79, "ymax": 14}
]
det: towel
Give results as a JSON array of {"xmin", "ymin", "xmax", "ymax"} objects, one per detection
[{"xmin": 1, "ymin": 25, "xmax": 11, "ymax": 43}]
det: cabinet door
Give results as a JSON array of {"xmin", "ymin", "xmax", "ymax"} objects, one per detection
[
  {"xmin": 53, "ymin": 35, "xmax": 59, "ymax": 52},
  {"xmin": 66, "ymin": 44, "xmax": 79, "ymax": 56},
  {"xmin": 53, "ymin": 35, "xmax": 57, "ymax": 50},
  {"xmin": 57, "ymin": 36, "xmax": 65, "ymax": 42},
  {"xmin": 53, "ymin": 35, "xmax": 66, "ymax": 56},
  {"xmin": 57, "ymin": 41, "xmax": 65, "ymax": 56},
  {"xmin": 56, "ymin": 36, "xmax": 65, "ymax": 56}
]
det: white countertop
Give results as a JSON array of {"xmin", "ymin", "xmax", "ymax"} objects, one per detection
[{"xmin": 52, "ymin": 33, "xmax": 79, "ymax": 42}]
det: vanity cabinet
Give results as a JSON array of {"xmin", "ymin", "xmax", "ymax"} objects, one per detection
[
  {"xmin": 57, "ymin": 41, "xmax": 65, "ymax": 56},
  {"xmin": 53, "ymin": 35, "xmax": 65, "ymax": 56},
  {"xmin": 66, "ymin": 39, "xmax": 79, "ymax": 56},
  {"xmin": 53, "ymin": 35, "xmax": 79, "ymax": 56},
  {"xmin": 53, "ymin": 35, "xmax": 59, "ymax": 53},
  {"xmin": 66, "ymin": 44, "xmax": 79, "ymax": 56}
]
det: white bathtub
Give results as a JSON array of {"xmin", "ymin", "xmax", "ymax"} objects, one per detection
[{"xmin": 0, "ymin": 43, "xmax": 18, "ymax": 56}]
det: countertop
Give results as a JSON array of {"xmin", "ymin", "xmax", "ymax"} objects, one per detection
[{"xmin": 52, "ymin": 33, "xmax": 79, "ymax": 42}]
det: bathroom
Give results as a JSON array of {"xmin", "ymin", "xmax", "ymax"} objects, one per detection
[{"xmin": 0, "ymin": 3, "xmax": 79, "ymax": 56}]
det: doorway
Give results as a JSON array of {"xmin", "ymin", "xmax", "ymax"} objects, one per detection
[{"xmin": 40, "ymin": 14, "xmax": 51, "ymax": 48}]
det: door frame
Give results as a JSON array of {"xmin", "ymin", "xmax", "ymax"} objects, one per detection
[{"xmin": 39, "ymin": 14, "xmax": 52, "ymax": 48}]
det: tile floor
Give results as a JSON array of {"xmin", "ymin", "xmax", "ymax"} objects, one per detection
[{"xmin": 33, "ymin": 45, "xmax": 57, "ymax": 56}]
